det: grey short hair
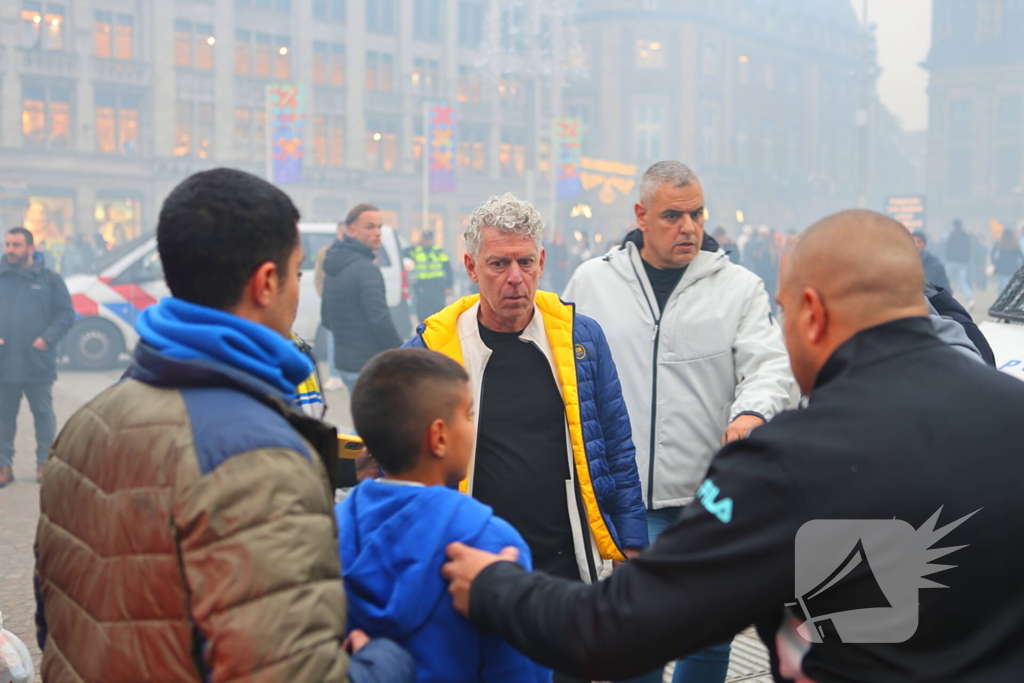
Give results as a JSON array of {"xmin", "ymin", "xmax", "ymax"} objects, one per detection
[
  {"xmin": 639, "ymin": 161, "xmax": 701, "ymax": 206},
  {"xmin": 464, "ymin": 193, "xmax": 544, "ymax": 258}
]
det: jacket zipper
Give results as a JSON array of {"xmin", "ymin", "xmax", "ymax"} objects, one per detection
[{"xmin": 628, "ymin": 256, "xmax": 662, "ymax": 510}]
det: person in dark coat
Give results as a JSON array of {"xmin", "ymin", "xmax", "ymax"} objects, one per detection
[
  {"xmin": 321, "ymin": 203, "xmax": 402, "ymax": 393},
  {"xmin": 0, "ymin": 227, "xmax": 74, "ymax": 486},
  {"xmin": 911, "ymin": 230, "xmax": 951, "ymax": 292},
  {"xmin": 441, "ymin": 209, "xmax": 1024, "ymax": 683},
  {"xmin": 712, "ymin": 226, "xmax": 741, "ymax": 264}
]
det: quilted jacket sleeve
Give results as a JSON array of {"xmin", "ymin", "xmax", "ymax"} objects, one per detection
[
  {"xmin": 173, "ymin": 446, "xmax": 351, "ymax": 683},
  {"xmin": 587, "ymin": 319, "xmax": 649, "ymax": 550}
]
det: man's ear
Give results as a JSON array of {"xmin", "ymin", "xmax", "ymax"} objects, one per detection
[
  {"xmin": 249, "ymin": 261, "xmax": 279, "ymax": 309},
  {"xmin": 635, "ymin": 202, "xmax": 649, "ymax": 233},
  {"xmin": 464, "ymin": 252, "xmax": 479, "ymax": 284},
  {"xmin": 802, "ymin": 287, "xmax": 828, "ymax": 345}
]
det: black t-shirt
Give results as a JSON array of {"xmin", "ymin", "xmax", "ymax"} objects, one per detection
[
  {"xmin": 642, "ymin": 258, "xmax": 687, "ymax": 314},
  {"xmin": 474, "ymin": 321, "xmax": 577, "ymax": 579}
]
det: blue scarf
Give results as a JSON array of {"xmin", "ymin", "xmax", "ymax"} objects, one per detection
[{"xmin": 136, "ymin": 298, "xmax": 312, "ymax": 399}]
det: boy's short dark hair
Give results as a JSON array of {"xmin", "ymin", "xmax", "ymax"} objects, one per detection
[
  {"xmin": 157, "ymin": 168, "xmax": 301, "ymax": 310},
  {"xmin": 7, "ymin": 227, "xmax": 34, "ymax": 246},
  {"xmin": 352, "ymin": 349, "xmax": 469, "ymax": 474}
]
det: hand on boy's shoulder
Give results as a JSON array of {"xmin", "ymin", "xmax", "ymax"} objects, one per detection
[
  {"xmin": 442, "ymin": 542, "xmax": 522, "ymax": 618},
  {"xmin": 479, "ymin": 515, "xmax": 533, "ymax": 571}
]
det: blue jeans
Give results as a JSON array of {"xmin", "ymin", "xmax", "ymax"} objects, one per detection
[
  {"xmin": 0, "ymin": 382, "xmax": 56, "ymax": 467},
  {"xmin": 947, "ymin": 262, "xmax": 973, "ymax": 305},
  {"xmin": 325, "ymin": 329, "xmax": 341, "ymax": 378},
  {"xmin": 620, "ymin": 508, "xmax": 732, "ymax": 683},
  {"xmin": 340, "ymin": 371, "xmax": 361, "ymax": 396}
]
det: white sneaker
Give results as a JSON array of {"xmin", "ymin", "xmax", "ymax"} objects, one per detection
[{"xmin": 324, "ymin": 376, "xmax": 344, "ymax": 391}]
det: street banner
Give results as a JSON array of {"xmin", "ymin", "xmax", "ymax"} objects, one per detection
[
  {"xmin": 555, "ymin": 118, "xmax": 583, "ymax": 200},
  {"xmin": 267, "ymin": 84, "xmax": 305, "ymax": 185},
  {"xmin": 428, "ymin": 103, "xmax": 458, "ymax": 193},
  {"xmin": 884, "ymin": 196, "xmax": 926, "ymax": 231}
]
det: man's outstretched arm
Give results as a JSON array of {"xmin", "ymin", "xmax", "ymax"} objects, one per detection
[{"xmin": 444, "ymin": 439, "xmax": 803, "ymax": 680}]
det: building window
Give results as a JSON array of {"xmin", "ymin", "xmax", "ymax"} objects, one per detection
[
  {"xmin": 311, "ymin": 115, "xmax": 346, "ymax": 166},
  {"xmin": 700, "ymin": 106, "xmax": 718, "ymax": 165},
  {"xmin": 702, "ymin": 43, "xmax": 719, "ymax": 76},
  {"xmin": 996, "ymin": 145, "xmax": 1022, "ymax": 195},
  {"xmin": 366, "ymin": 52, "xmax": 393, "ymax": 91},
  {"xmin": 786, "ymin": 124, "xmax": 800, "ymax": 177},
  {"xmin": 314, "ymin": 0, "xmax": 346, "ymax": 20},
  {"xmin": 314, "ymin": 43, "xmax": 347, "ymax": 85},
  {"xmin": 22, "ymin": 83, "xmax": 71, "ymax": 149},
  {"xmin": 175, "ymin": 101, "xmax": 214, "ymax": 158},
  {"xmin": 115, "ymin": 14, "xmax": 134, "ymax": 60},
  {"xmin": 636, "ymin": 39, "xmax": 664, "ymax": 68},
  {"xmin": 949, "ymin": 99, "xmax": 973, "ymax": 134},
  {"xmin": 95, "ymin": 11, "xmax": 112, "ymax": 58},
  {"xmin": 634, "ymin": 103, "xmax": 664, "ymax": 161},
  {"xmin": 947, "ymin": 148, "xmax": 972, "ymax": 197},
  {"xmin": 255, "ymin": 33, "xmax": 272, "ymax": 77},
  {"xmin": 366, "ymin": 118, "xmax": 398, "ymax": 171},
  {"xmin": 499, "ymin": 73, "xmax": 523, "ymax": 104},
  {"xmin": 95, "ymin": 199, "xmax": 141, "ymax": 248},
  {"xmin": 997, "ymin": 95, "xmax": 1022, "ymax": 131},
  {"xmin": 459, "ymin": 1, "xmax": 484, "ymax": 48},
  {"xmin": 235, "ymin": 30, "xmax": 251, "ymax": 74},
  {"xmin": 367, "ymin": 0, "xmax": 395, "ymax": 34},
  {"xmin": 500, "ymin": 130, "xmax": 525, "ymax": 179},
  {"xmin": 274, "ymin": 37, "xmax": 291, "ymax": 79},
  {"xmin": 762, "ymin": 120, "xmax": 775, "ymax": 174},
  {"xmin": 787, "ymin": 64, "xmax": 800, "ymax": 95},
  {"xmin": 234, "ymin": 107, "xmax": 268, "ymax": 161},
  {"xmin": 22, "ymin": 2, "xmax": 65, "ymax": 50},
  {"xmin": 458, "ymin": 66, "xmax": 483, "ymax": 103},
  {"xmin": 459, "ymin": 124, "xmax": 488, "ymax": 172},
  {"xmin": 414, "ymin": 0, "xmax": 442, "ymax": 42},
  {"xmin": 734, "ymin": 115, "xmax": 749, "ymax": 168},
  {"xmin": 737, "ymin": 55, "xmax": 750, "ymax": 84},
  {"xmin": 95, "ymin": 92, "xmax": 139, "ymax": 155},
  {"xmin": 175, "ymin": 21, "xmax": 215, "ymax": 70},
  {"xmin": 500, "ymin": 5, "xmax": 527, "ymax": 54},
  {"xmin": 764, "ymin": 63, "xmax": 775, "ymax": 90},
  {"xmin": 236, "ymin": 0, "xmax": 292, "ymax": 12},
  {"xmin": 24, "ymin": 195, "xmax": 74, "ymax": 245},
  {"xmin": 412, "ymin": 59, "xmax": 439, "ymax": 96}
]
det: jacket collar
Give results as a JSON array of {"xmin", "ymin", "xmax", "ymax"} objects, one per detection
[
  {"xmin": 0, "ymin": 256, "xmax": 42, "ymax": 277},
  {"xmin": 340, "ymin": 234, "xmax": 375, "ymax": 259},
  {"xmin": 813, "ymin": 317, "xmax": 941, "ymax": 391},
  {"xmin": 129, "ymin": 342, "xmax": 291, "ymax": 404},
  {"xmin": 418, "ymin": 291, "xmax": 573, "ymax": 352}
]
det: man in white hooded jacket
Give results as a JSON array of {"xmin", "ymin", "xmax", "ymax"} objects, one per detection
[{"xmin": 563, "ymin": 160, "xmax": 797, "ymax": 683}]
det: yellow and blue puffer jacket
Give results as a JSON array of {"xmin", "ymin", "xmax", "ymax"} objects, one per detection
[{"xmin": 405, "ymin": 291, "xmax": 648, "ymax": 561}]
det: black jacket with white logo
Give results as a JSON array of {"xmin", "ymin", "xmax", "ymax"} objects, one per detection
[{"xmin": 469, "ymin": 317, "xmax": 1024, "ymax": 682}]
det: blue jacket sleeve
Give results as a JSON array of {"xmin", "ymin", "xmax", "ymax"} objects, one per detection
[
  {"xmin": 348, "ymin": 638, "xmax": 417, "ymax": 683},
  {"xmin": 476, "ymin": 519, "xmax": 552, "ymax": 683},
  {"xmin": 401, "ymin": 329, "xmax": 427, "ymax": 349},
  {"xmin": 590, "ymin": 321, "xmax": 649, "ymax": 550}
]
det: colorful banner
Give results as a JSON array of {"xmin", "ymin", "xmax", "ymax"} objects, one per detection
[
  {"xmin": 884, "ymin": 195, "xmax": 926, "ymax": 231},
  {"xmin": 428, "ymin": 103, "xmax": 458, "ymax": 193},
  {"xmin": 555, "ymin": 118, "xmax": 583, "ymax": 200},
  {"xmin": 580, "ymin": 157, "xmax": 639, "ymax": 204},
  {"xmin": 268, "ymin": 84, "xmax": 305, "ymax": 185}
]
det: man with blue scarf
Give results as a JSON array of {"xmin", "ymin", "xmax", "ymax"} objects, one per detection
[{"xmin": 34, "ymin": 169, "xmax": 414, "ymax": 683}]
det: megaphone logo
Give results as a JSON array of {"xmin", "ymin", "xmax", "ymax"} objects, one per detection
[{"xmin": 791, "ymin": 507, "xmax": 979, "ymax": 643}]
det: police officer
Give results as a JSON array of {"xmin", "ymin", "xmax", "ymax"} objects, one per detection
[{"xmin": 407, "ymin": 230, "xmax": 452, "ymax": 322}]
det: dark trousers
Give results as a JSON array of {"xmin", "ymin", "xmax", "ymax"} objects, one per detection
[
  {"xmin": 414, "ymin": 282, "xmax": 447, "ymax": 322},
  {"xmin": 0, "ymin": 382, "xmax": 56, "ymax": 467}
]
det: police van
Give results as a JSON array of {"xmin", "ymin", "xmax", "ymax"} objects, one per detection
[
  {"xmin": 62, "ymin": 224, "xmax": 411, "ymax": 369},
  {"xmin": 980, "ymin": 267, "xmax": 1024, "ymax": 383}
]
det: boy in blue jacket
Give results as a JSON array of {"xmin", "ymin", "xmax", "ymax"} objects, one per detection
[{"xmin": 336, "ymin": 348, "xmax": 552, "ymax": 683}]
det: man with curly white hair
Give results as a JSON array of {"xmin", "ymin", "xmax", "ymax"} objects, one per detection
[{"xmin": 405, "ymin": 194, "xmax": 648, "ymax": 608}]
